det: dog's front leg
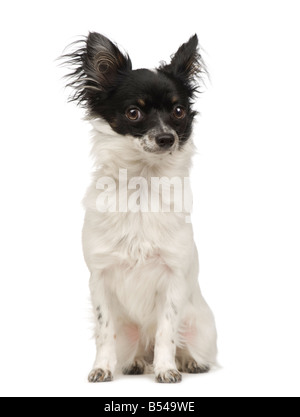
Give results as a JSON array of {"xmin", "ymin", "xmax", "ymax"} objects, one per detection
[
  {"xmin": 154, "ymin": 278, "xmax": 184, "ymax": 383},
  {"xmin": 88, "ymin": 271, "xmax": 117, "ymax": 383}
]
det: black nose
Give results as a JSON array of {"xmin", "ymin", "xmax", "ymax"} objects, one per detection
[{"xmin": 155, "ymin": 133, "xmax": 175, "ymax": 149}]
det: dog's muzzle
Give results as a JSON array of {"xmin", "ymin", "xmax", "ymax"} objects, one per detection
[{"xmin": 155, "ymin": 133, "xmax": 175, "ymax": 150}]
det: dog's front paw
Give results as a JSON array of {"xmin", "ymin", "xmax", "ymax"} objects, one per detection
[
  {"xmin": 88, "ymin": 368, "xmax": 113, "ymax": 383},
  {"xmin": 156, "ymin": 369, "xmax": 182, "ymax": 383}
]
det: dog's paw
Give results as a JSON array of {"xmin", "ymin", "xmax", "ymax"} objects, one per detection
[
  {"xmin": 123, "ymin": 359, "xmax": 146, "ymax": 375},
  {"xmin": 156, "ymin": 369, "xmax": 182, "ymax": 383},
  {"xmin": 88, "ymin": 368, "xmax": 113, "ymax": 383},
  {"xmin": 185, "ymin": 360, "xmax": 210, "ymax": 374}
]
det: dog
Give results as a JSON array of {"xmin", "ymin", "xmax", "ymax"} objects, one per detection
[{"xmin": 62, "ymin": 32, "xmax": 217, "ymax": 383}]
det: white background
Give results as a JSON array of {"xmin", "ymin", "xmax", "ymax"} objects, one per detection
[{"xmin": 0, "ymin": 0, "xmax": 299, "ymax": 397}]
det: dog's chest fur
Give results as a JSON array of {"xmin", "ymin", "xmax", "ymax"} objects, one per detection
[{"xmin": 82, "ymin": 121, "xmax": 196, "ymax": 323}]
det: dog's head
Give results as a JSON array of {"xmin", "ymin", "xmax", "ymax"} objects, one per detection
[{"xmin": 62, "ymin": 32, "xmax": 206, "ymax": 154}]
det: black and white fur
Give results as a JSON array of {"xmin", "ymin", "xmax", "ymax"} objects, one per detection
[{"xmin": 62, "ymin": 32, "xmax": 217, "ymax": 383}]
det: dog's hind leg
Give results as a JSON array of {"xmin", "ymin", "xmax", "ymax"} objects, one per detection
[
  {"xmin": 123, "ymin": 356, "xmax": 148, "ymax": 375},
  {"xmin": 176, "ymin": 348, "xmax": 211, "ymax": 374},
  {"xmin": 177, "ymin": 299, "xmax": 218, "ymax": 373},
  {"xmin": 119, "ymin": 324, "xmax": 148, "ymax": 375}
]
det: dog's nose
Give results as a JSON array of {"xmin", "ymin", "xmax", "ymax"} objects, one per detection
[{"xmin": 155, "ymin": 133, "xmax": 175, "ymax": 149}]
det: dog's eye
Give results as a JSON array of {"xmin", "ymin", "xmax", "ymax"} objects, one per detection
[
  {"xmin": 173, "ymin": 106, "xmax": 186, "ymax": 120},
  {"xmin": 126, "ymin": 108, "xmax": 143, "ymax": 121}
]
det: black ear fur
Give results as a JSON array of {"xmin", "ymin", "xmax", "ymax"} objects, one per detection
[
  {"xmin": 61, "ymin": 32, "xmax": 132, "ymax": 106},
  {"xmin": 159, "ymin": 35, "xmax": 206, "ymax": 97}
]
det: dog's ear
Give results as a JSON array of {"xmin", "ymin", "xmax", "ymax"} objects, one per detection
[
  {"xmin": 159, "ymin": 35, "xmax": 205, "ymax": 96},
  {"xmin": 61, "ymin": 32, "xmax": 132, "ymax": 106},
  {"xmin": 85, "ymin": 32, "xmax": 132, "ymax": 89}
]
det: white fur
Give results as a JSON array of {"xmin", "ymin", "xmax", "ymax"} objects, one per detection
[{"xmin": 84, "ymin": 118, "xmax": 217, "ymax": 382}]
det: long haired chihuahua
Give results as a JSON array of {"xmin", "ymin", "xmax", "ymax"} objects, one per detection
[{"xmin": 62, "ymin": 32, "xmax": 217, "ymax": 383}]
